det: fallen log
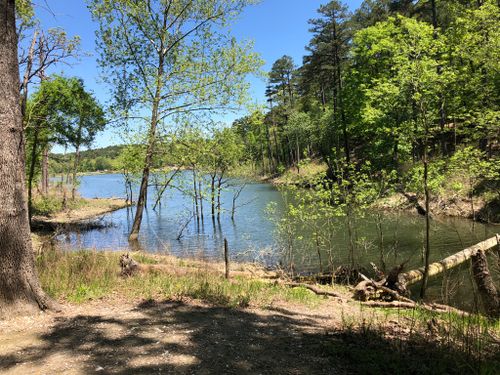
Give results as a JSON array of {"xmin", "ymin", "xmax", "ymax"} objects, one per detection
[{"xmin": 399, "ymin": 235, "xmax": 500, "ymax": 287}]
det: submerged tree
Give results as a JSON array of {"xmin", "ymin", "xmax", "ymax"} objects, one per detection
[{"xmin": 89, "ymin": 0, "xmax": 261, "ymax": 241}]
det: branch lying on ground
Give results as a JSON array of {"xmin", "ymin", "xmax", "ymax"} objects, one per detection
[
  {"xmin": 361, "ymin": 300, "xmax": 470, "ymax": 316},
  {"xmin": 283, "ymin": 282, "xmax": 345, "ymax": 300}
]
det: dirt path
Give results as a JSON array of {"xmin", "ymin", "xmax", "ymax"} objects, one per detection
[
  {"xmin": 0, "ymin": 299, "xmax": 351, "ymax": 375},
  {"xmin": 0, "ymin": 297, "xmax": 496, "ymax": 374}
]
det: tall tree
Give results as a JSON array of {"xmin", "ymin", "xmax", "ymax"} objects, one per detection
[
  {"xmin": 90, "ymin": 0, "xmax": 261, "ymax": 241},
  {"xmin": 0, "ymin": 0, "xmax": 53, "ymax": 317},
  {"xmin": 306, "ymin": 1, "xmax": 352, "ymax": 164}
]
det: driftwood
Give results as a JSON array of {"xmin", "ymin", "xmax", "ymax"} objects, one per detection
[
  {"xmin": 399, "ymin": 235, "xmax": 500, "ymax": 287},
  {"xmin": 354, "ymin": 273, "xmax": 413, "ymax": 303},
  {"xmin": 119, "ymin": 253, "xmax": 140, "ymax": 276},
  {"xmin": 353, "ymin": 236, "xmax": 500, "ymax": 313}
]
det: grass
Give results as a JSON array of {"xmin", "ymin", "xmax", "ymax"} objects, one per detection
[
  {"xmin": 335, "ymin": 304, "xmax": 500, "ymax": 374},
  {"xmin": 36, "ymin": 249, "xmax": 324, "ymax": 307},
  {"xmin": 32, "ymin": 194, "xmax": 89, "ymax": 216},
  {"xmin": 35, "ymin": 248, "xmax": 499, "ymax": 373}
]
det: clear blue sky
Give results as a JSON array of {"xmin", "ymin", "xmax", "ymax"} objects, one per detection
[{"xmin": 35, "ymin": 0, "xmax": 363, "ymax": 150}]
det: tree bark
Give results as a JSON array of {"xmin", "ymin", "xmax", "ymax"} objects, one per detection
[
  {"xmin": 399, "ymin": 235, "xmax": 499, "ymax": 287},
  {"xmin": 0, "ymin": 0, "xmax": 54, "ymax": 317},
  {"xmin": 20, "ymin": 29, "xmax": 38, "ymax": 118},
  {"xmin": 420, "ymin": 118, "xmax": 431, "ymax": 299},
  {"xmin": 129, "ymin": 13, "xmax": 167, "ymax": 241},
  {"xmin": 71, "ymin": 143, "xmax": 80, "ymax": 200},
  {"xmin": 471, "ymin": 249, "xmax": 499, "ymax": 318},
  {"xmin": 41, "ymin": 145, "xmax": 49, "ymax": 196}
]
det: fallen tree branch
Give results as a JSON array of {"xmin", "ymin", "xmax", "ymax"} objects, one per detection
[
  {"xmin": 284, "ymin": 282, "xmax": 344, "ymax": 299},
  {"xmin": 361, "ymin": 301, "xmax": 470, "ymax": 316}
]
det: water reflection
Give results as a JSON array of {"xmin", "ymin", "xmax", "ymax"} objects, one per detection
[{"xmin": 56, "ymin": 173, "xmax": 498, "ymax": 311}]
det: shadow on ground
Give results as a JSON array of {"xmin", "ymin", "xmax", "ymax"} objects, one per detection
[{"xmin": 0, "ymin": 300, "xmax": 497, "ymax": 374}]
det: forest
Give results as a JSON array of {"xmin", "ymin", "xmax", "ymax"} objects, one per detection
[{"xmin": 0, "ymin": 1, "xmax": 499, "ymax": 374}]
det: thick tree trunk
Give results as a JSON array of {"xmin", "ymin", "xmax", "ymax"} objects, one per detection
[
  {"xmin": 471, "ymin": 249, "xmax": 499, "ymax": 318},
  {"xmin": 0, "ymin": 0, "xmax": 54, "ymax": 317},
  {"xmin": 27, "ymin": 123, "xmax": 40, "ymax": 223}
]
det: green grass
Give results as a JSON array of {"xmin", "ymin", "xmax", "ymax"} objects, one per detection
[
  {"xmin": 32, "ymin": 194, "xmax": 88, "ymax": 216},
  {"xmin": 36, "ymin": 249, "xmax": 324, "ymax": 307}
]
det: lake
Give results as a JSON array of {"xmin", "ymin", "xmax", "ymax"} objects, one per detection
[{"xmin": 56, "ymin": 172, "xmax": 498, "ymax": 312}]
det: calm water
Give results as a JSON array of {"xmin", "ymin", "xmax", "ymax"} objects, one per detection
[{"xmin": 57, "ymin": 173, "xmax": 499, "ymax": 311}]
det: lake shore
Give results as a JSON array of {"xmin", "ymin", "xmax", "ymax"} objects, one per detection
[
  {"xmin": 1, "ymin": 249, "xmax": 498, "ymax": 374},
  {"xmin": 32, "ymin": 197, "xmax": 131, "ymax": 231}
]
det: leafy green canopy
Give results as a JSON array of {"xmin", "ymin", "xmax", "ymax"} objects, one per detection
[{"xmin": 88, "ymin": 0, "xmax": 262, "ymax": 135}]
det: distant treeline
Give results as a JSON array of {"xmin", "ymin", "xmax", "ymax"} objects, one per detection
[{"xmin": 50, "ymin": 145, "xmax": 126, "ymax": 174}]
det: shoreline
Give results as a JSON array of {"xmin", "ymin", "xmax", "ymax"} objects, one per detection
[
  {"xmin": 31, "ymin": 197, "xmax": 132, "ymax": 231},
  {"xmin": 1, "ymin": 248, "xmax": 497, "ymax": 373}
]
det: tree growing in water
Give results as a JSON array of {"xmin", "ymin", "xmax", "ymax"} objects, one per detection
[{"xmin": 89, "ymin": 0, "xmax": 262, "ymax": 241}]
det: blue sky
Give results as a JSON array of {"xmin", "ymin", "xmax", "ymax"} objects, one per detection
[{"xmin": 35, "ymin": 0, "xmax": 363, "ymax": 150}]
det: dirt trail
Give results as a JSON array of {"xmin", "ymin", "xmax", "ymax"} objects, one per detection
[
  {"xmin": 0, "ymin": 299, "xmax": 351, "ymax": 375},
  {"xmin": 0, "ymin": 297, "xmax": 496, "ymax": 374}
]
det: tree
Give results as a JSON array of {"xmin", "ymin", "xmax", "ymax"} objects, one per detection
[
  {"xmin": 0, "ymin": 0, "xmax": 53, "ymax": 317},
  {"xmin": 54, "ymin": 77, "xmax": 106, "ymax": 200},
  {"xmin": 268, "ymin": 55, "xmax": 296, "ymax": 106},
  {"xmin": 89, "ymin": 0, "xmax": 261, "ymax": 241},
  {"xmin": 25, "ymin": 76, "xmax": 105, "ymax": 218},
  {"xmin": 306, "ymin": 1, "xmax": 352, "ymax": 164}
]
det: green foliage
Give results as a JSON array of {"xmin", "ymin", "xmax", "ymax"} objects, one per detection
[{"xmin": 32, "ymin": 195, "xmax": 88, "ymax": 217}]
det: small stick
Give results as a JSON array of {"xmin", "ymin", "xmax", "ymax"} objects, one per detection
[{"xmin": 224, "ymin": 237, "xmax": 229, "ymax": 279}]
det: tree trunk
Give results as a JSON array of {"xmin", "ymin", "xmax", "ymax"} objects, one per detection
[
  {"xmin": 399, "ymin": 235, "xmax": 499, "ymax": 287},
  {"xmin": 20, "ymin": 29, "xmax": 38, "ymax": 119},
  {"xmin": 471, "ymin": 249, "xmax": 499, "ymax": 318},
  {"xmin": 210, "ymin": 174, "xmax": 216, "ymax": 218},
  {"xmin": 199, "ymin": 179, "xmax": 204, "ymax": 220},
  {"xmin": 0, "ymin": 0, "xmax": 54, "ymax": 317},
  {"xmin": 71, "ymin": 144, "xmax": 80, "ymax": 200},
  {"xmin": 216, "ymin": 175, "xmax": 223, "ymax": 221},
  {"xmin": 192, "ymin": 167, "xmax": 199, "ymax": 223},
  {"xmin": 420, "ymin": 120, "xmax": 431, "ymax": 299},
  {"xmin": 41, "ymin": 145, "xmax": 49, "ymax": 196},
  {"xmin": 27, "ymin": 123, "xmax": 40, "ymax": 223},
  {"xmin": 129, "ymin": 48, "xmax": 165, "ymax": 241}
]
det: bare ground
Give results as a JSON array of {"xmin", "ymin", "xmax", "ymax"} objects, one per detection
[
  {"xmin": 1, "ymin": 295, "xmax": 494, "ymax": 375},
  {"xmin": 0, "ymin": 298, "xmax": 352, "ymax": 375}
]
